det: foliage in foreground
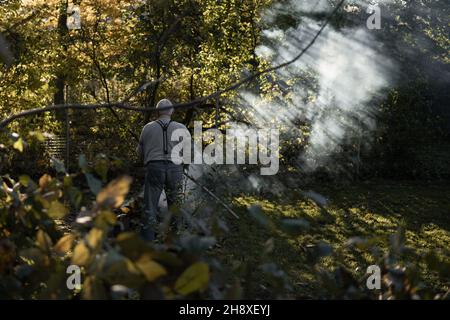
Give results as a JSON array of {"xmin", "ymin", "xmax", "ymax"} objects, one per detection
[
  {"xmin": 0, "ymin": 134, "xmax": 287, "ymax": 299},
  {"xmin": 0, "ymin": 131, "xmax": 449, "ymax": 299}
]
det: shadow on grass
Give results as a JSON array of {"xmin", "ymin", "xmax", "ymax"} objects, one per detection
[{"xmin": 216, "ymin": 181, "xmax": 450, "ymax": 298}]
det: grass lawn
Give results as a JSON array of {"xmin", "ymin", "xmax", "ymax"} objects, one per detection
[{"xmin": 217, "ymin": 181, "xmax": 450, "ymax": 299}]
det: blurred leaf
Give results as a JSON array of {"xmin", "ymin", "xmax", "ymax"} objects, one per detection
[
  {"xmin": 76, "ymin": 215, "xmax": 93, "ymax": 225},
  {"xmin": 94, "ymin": 211, "xmax": 117, "ymax": 229},
  {"xmin": 248, "ymin": 205, "xmax": 273, "ymax": 229},
  {"xmin": 20, "ymin": 248, "xmax": 49, "ymax": 266},
  {"xmin": 54, "ymin": 234, "xmax": 75, "ymax": 255},
  {"xmin": 179, "ymin": 235, "xmax": 216, "ymax": 253},
  {"xmin": 175, "ymin": 262, "xmax": 209, "ymax": 296},
  {"xmin": 48, "ymin": 200, "xmax": 68, "ymax": 219},
  {"xmin": 316, "ymin": 242, "xmax": 333, "ymax": 257},
  {"xmin": 346, "ymin": 237, "xmax": 369, "ymax": 249},
  {"xmin": 100, "ymin": 250, "xmax": 142, "ymax": 287},
  {"xmin": 13, "ymin": 138, "xmax": 23, "ymax": 152},
  {"xmin": 15, "ymin": 265, "xmax": 34, "ymax": 279},
  {"xmin": 85, "ymin": 173, "xmax": 102, "ymax": 195},
  {"xmin": 96, "ymin": 176, "xmax": 132, "ymax": 208},
  {"xmin": 135, "ymin": 254, "xmax": 167, "ymax": 281},
  {"xmin": 307, "ymin": 241, "xmax": 333, "ymax": 264},
  {"xmin": 110, "ymin": 284, "xmax": 130, "ymax": 300},
  {"xmin": 72, "ymin": 242, "xmax": 91, "ymax": 266},
  {"xmin": 39, "ymin": 174, "xmax": 52, "ymax": 189},
  {"xmin": 63, "ymin": 175, "xmax": 72, "ymax": 188},
  {"xmin": 38, "ymin": 268, "xmax": 70, "ymax": 299},
  {"xmin": 120, "ymin": 207, "xmax": 130, "ymax": 214},
  {"xmin": 19, "ymin": 175, "xmax": 30, "ymax": 187},
  {"xmin": 224, "ymin": 279, "xmax": 243, "ymax": 300},
  {"xmin": 82, "ymin": 276, "xmax": 107, "ymax": 300},
  {"xmin": 260, "ymin": 262, "xmax": 288, "ymax": 279},
  {"xmin": 78, "ymin": 154, "xmax": 88, "ymax": 171},
  {"xmin": 264, "ymin": 238, "xmax": 274, "ymax": 254},
  {"xmin": 152, "ymin": 251, "xmax": 183, "ymax": 268},
  {"xmin": 36, "ymin": 230, "xmax": 53, "ymax": 253},
  {"xmin": 303, "ymin": 190, "xmax": 328, "ymax": 207},
  {"xmin": 67, "ymin": 186, "xmax": 82, "ymax": 209},
  {"xmin": 390, "ymin": 227, "xmax": 406, "ymax": 256},
  {"xmin": 86, "ymin": 228, "xmax": 104, "ymax": 250},
  {"xmin": 28, "ymin": 131, "xmax": 45, "ymax": 142},
  {"xmin": 94, "ymin": 157, "xmax": 109, "ymax": 182},
  {"xmin": 115, "ymin": 232, "xmax": 153, "ymax": 261},
  {"xmin": 51, "ymin": 158, "xmax": 66, "ymax": 173},
  {"xmin": 279, "ymin": 218, "xmax": 310, "ymax": 234}
]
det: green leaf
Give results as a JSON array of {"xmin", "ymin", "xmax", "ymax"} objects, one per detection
[
  {"xmin": 19, "ymin": 175, "xmax": 30, "ymax": 187},
  {"xmin": 68, "ymin": 186, "xmax": 82, "ymax": 209},
  {"xmin": 28, "ymin": 131, "xmax": 45, "ymax": 142},
  {"xmin": 85, "ymin": 173, "xmax": 102, "ymax": 195},
  {"xmin": 78, "ymin": 154, "xmax": 88, "ymax": 171},
  {"xmin": 48, "ymin": 200, "xmax": 68, "ymax": 219},
  {"xmin": 13, "ymin": 138, "xmax": 23, "ymax": 152},
  {"xmin": 63, "ymin": 175, "xmax": 72, "ymax": 188},
  {"xmin": 51, "ymin": 157, "xmax": 66, "ymax": 173},
  {"xmin": 175, "ymin": 262, "xmax": 209, "ymax": 296},
  {"xmin": 94, "ymin": 157, "xmax": 109, "ymax": 182}
]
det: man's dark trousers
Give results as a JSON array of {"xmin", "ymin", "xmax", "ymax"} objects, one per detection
[{"xmin": 141, "ymin": 160, "xmax": 183, "ymax": 241}]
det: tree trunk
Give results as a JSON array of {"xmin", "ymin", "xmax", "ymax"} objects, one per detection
[{"xmin": 54, "ymin": 0, "xmax": 68, "ymax": 109}]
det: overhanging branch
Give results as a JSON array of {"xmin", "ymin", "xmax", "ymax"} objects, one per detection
[{"xmin": 0, "ymin": 0, "xmax": 345, "ymax": 129}]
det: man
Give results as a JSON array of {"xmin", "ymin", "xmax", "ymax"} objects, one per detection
[{"xmin": 137, "ymin": 99, "xmax": 189, "ymax": 241}]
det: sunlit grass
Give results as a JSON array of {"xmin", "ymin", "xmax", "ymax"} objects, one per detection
[{"xmin": 219, "ymin": 182, "xmax": 450, "ymax": 298}]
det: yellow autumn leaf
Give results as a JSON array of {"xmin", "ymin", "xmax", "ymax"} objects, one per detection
[
  {"xmin": 174, "ymin": 262, "xmax": 209, "ymax": 296},
  {"xmin": 86, "ymin": 228, "xmax": 104, "ymax": 250},
  {"xmin": 135, "ymin": 254, "xmax": 167, "ymax": 281},
  {"xmin": 36, "ymin": 229, "xmax": 53, "ymax": 252},
  {"xmin": 96, "ymin": 175, "xmax": 132, "ymax": 208},
  {"xmin": 72, "ymin": 242, "xmax": 90, "ymax": 266},
  {"xmin": 54, "ymin": 234, "xmax": 75, "ymax": 255},
  {"xmin": 13, "ymin": 138, "xmax": 23, "ymax": 152},
  {"xmin": 48, "ymin": 200, "xmax": 68, "ymax": 219},
  {"xmin": 39, "ymin": 174, "xmax": 52, "ymax": 189}
]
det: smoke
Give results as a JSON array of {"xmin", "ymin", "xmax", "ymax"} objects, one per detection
[{"xmin": 238, "ymin": 0, "xmax": 397, "ymax": 172}]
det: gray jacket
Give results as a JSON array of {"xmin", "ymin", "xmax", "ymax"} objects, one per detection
[{"xmin": 137, "ymin": 115, "xmax": 189, "ymax": 165}]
